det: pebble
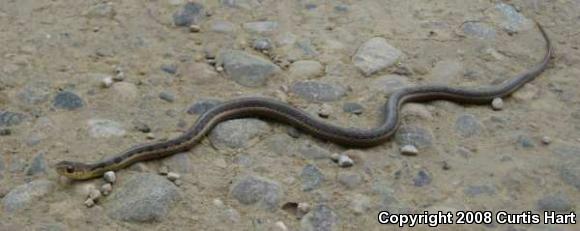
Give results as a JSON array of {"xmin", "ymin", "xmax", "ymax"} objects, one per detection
[
  {"xmin": 349, "ymin": 194, "xmax": 371, "ymax": 215},
  {"xmin": 298, "ymin": 142, "xmax": 331, "ymax": 159},
  {"xmin": 220, "ymin": 0, "xmax": 260, "ymax": 10},
  {"xmin": 430, "ymin": 60, "xmax": 463, "ymax": 84},
  {"xmin": 17, "ymin": 82, "xmax": 50, "ymax": 105},
  {"xmin": 209, "ymin": 118, "xmax": 270, "ymax": 149},
  {"xmin": 160, "ymin": 64, "xmax": 178, "ymax": 75},
  {"xmin": 84, "ymin": 198, "xmax": 95, "ymax": 208},
  {"xmin": 372, "ymin": 74, "xmax": 411, "ymax": 94},
  {"xmin": 210, "ymin": 20, "xmax": 237, "ymax": 33},
  {"xmin": 537, "ymin": 194, "xmax": 573, "ymax": 212},
  {"xmin": 301, "ymin": 164, "xmax": 324, "ymax": 191},
  {"xmin": 491, "ymin": 97, "xmax": 504, "ymax": 110},
  {"xmin": 101, "ymin": 183, "xmax": 112, "ymax": 196},
  {"xmin": 112, "ymin": 82, "xmax": 138, "ymax": 102},
  {"xmin": 189, "ymin": 24, "xmax": 201, "ymax": 33},
  {"xmin": 162, "ymin": 152, "xmax": 192, "ymax": 173},
  {"xmin": 253, "ymin": 37, "xmax": 273, "ymax": 51},
  {"xmin": 400, "ymin": 145, "xmax": 418, "ymax": 156},
  {"xmin": 517, "ymin": 135, "xmax": 535, "ymax": 148},
  {"xmin": 0, "ymin": 111, "xmax": 25, "ymax": 127},
  {"xmin": 337, "ymin": 172, "xmax": 362, "ymax": 189},
  {"xmin": 167, "ymin": 172, "xmax": 180, "ymax": 182},
  {"xmin": 88, "ymin": 188, "xmax": 102, "ymax": 201},
  {"xmin": 173, "ymin": 2, "xmax": 205, "ymax": 27},
  {"xmin": 413, "ymin": 170, "xmax": 432, "ymax": 187},
  {"xmin": 187, "ymin": 99, "xmax": 222, "ymax": 115},
  {"xmin": 88, "ymin": 119, "xmax": 126, "ymax": 138},
  {"xmin": 106, "ymin": 173, "xmax": 181, "ymax": 222},
  {"xmin": 159, "ymin": 91, "xmax": 176, "ymax": 103},
  {"xmin": 464, "ymin": 185, "xmax": 496, "ymax": 197},
  {"xmin": 330, "ymin": 153, "xmax": 340, "ymax": 162},
  {"xmin": 132, "ymin": 121, "xmax": 151, "ymax": 133},
  {"xmin": 352, "ymin": 37, "xmax": 402, "ymax": 76},
  {"xmin": 300, "ymin": 204, "xmax": 338, "ymax": 231},
  {"xmin": 158, "ymin": 166, "xmax": 169, "ymax": 175},
  {"xmin": 298, "ymin": 202, "xmax": 311, "ymax": 215},
  {"xmin": 229, "ymin": 175, "xmax": 282, "ymax": 211},
  {"xmin": 343, "ymin": 102, "xmax": 364, "ymax": 115},
  {"xmin": 493, "ymin": 3, "xmax": 533, "ymax": 33},
  {"xmin": 218, "ymin": 50, "xmax": 280, "ymax": 87},
  {"xmin": 101, "ymin": 76, "xmax": 114, "ymax": 88},
  {"xmin": 461, "ymin": 21, "xmax": 496, "ymax": 39},
  {"xmin": 318, "ymin": 104, "xmax": 333, "ymax": 118},
  {"xmin": 274, "ymin": 221, "xmax": 288, "ymax": 231},
  {"xmin": 541, "ymin": 136, "xmax": 552, "ymax": 145},
  {"xmin": 104, "ymin": 171, "xmax": 116, "ymax": 184},
  {"xmin": 401, "ymin": 103, "xmax": 432, "ymax": 120},
  {"xmin": 337, "ymin": 155, "xmax": 354, "ymax": 167},
  {"xmin": 53, "ymin": 91, "xmax": 84, "ymax": 110},
  {"xmin": 242, "ymin": 21, "xmax": 278, "ymax": 33},
  {"xmin": 455, "ymin": 114, "xmax": 483, "ymax": 138},
  {"xmin": 145, "ymin": 133, "xmax": 155, "ymax": 140},
  {"xmin": 26, "ymin": 152, "xmax": 47, "ymax": 176},
  {"xmin": 288, "ymin": 60, "xmax": 324, "ymax": 78},
  {"xmin": 395, "ymin": 125, "xmax": 434, "ymax": 149},
  {"xmin": 290, "ymin": 81, "xmax": 347, "ymax": 102},
  {"xmin": 2, "ymin": 179, "xmax": 55, "ymax": 213}
]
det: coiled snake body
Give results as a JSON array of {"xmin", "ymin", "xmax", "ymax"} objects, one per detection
[{"xmin": 56, "ymin": 23, "xmax": 552, "ymax": 180}]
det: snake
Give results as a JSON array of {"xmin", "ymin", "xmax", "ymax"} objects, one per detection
[{"xmin": 56, "ymin": 22, "xmax": 552, "ymax": 180}]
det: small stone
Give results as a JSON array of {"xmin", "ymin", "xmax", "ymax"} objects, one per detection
[
  {"xmin": 159, "ymin": 91, "xmax": 176, "ymax": 103},
  {"xmin": 159, "ymin": 166, "xmax": 169, "ymax": 175},
  {"xmin": 288, "ymin": 60, "xmax": 323, "ymax": 78},
  {"xmin": 400, "ymin": 145, "xmax": 418, "ymax": 156},
  {"xmin": 541, "ymin": 136, "xmax": 552, "ymax": 145},
  {"xmin": 461, "ymin": 21, "xmax": 496, "ymax": 39},
  {"xmin": 167, "ymin": 172, "xmax": 181, "ymax": 182},
  {"xmin": 174, "ymin": 179, "xmax": 183, "ymax": 186},
  {"xmin": 160, "ymin": 64, "xmax": 178, "ymax": 75},
  {"xmin": 330, "ymin": 153, "xmax": 340, "ymax": 162},
  {"xmin": 274, "ymin": 221, "xmax": 288, "ymax": 231},
  {"xmin": 132, "ymin": 121, "xmax": 151, "ymax": 133},
  {"xmin": 229, "ymin": 175, "xmax": 282, "ymax": 210},
  {"xmin": 300, "ymin": 204, "xmax": 338, "ymax": 231},
  {"xmin": 210, "ymin": 20, "xmax": 236, "ymax": 33},
  {"xmin": 209, "ymin": 119, "xmax": 270, "ymax": 149},
  {"xmin": 88, "ymin": 189, "xmax": 102, "ymax": 201},
  {"xmin": 517, "ymin": 135, "xmax": 535, "ymax": 148},
  {"xmin": 84, "ymin": 198, "xmax": 95, "ymax": 208},
  {"xmin": 337, "ymin": 155, "xmax": 354, "ymax": 167},
  {"xmin": 189, "ymin": 24, "xmax": 201, "ymax": 33},
  {"xmin": 0, "ymin": 128, "xmax": 11, "ymax": 136},
  {"xmin": 491, "ymin": 98, "xmax": 504, "ymax": 110},
  {"xmin": 349, "ymin": 194, "xmax": 371, "ymax": 215},
  {"xmin": 413, "ymin": 170, "xmax": 432, "ymax": 187},
  {"xmin": 243, "ymin": 21, "xmax": 278, "ymax": 33},
  {"xmin": 104, "ymin": 171, "xmax": 116, "ymax": 184},
  {"xmin": 113, "ymin": 71, "xmax": 125, "ymax": 81},
  {"xmin": 343, "ymin": 102, "xmax": 364, "ymax": 115},
  {"xmin": 146, "ymin": 133, "xmax": 156, "ymax": 140},
  {"xmin": 173, "ymin": 2, "xmax": 205, "ymax": 27},
  {"xmin": 217, "ymin": 50, "xmax": 280, "ymax": 87},
  {"xmin": 2, "ymin": 180, "xmax": 55, "ymax": 213},
  {"xmin": 352, "ymin": 37, "xmax": 402, "ymax": 76},
  {"xmin": 318, "ymin": 104, "xmax": 333, "ymax": 118},
  {"xmin": 455, "ymin": 114, "xmax": 483, "ymax": 138},
  {"xmin": 26, "ymin": 152, "xmax": 47, "ymax": 176},
  {"xmin": 253, "ymin": 37, "xmax": 273, "ymax": 51},
  {"xmin": 298, "ymin": 202, "xmax": 311, "ymax": 215},
  {"xmin": 301, "ymin": 164, "xmax": 324, "ymax": 191},
  {"xmin": 337, "ymin": 172, "xmax": 362, "ymax": 189},
  {"xmin": 88, "ymin": 119, "xmax": 126, "ymax": 138},
  {"xmin": 101, "ymin": 183, "xmax": 113, "ymax": 196},
  {"xmin": 0, "ymin": 111, "xmax": 25, "ymax": 127},
  {"xmin": 53, "ymin": 91, "xmax": 84, "ymax": 110},
  {"xmin": 298, "ymin": 142, "xmax": 331, "ymax": 159},
  {"xmin": 187, "ymin": 99, "xmax": 222, "ymax": 115},
  {"xmin": 395, "ymin": 125, "xmax": 433, "ymax": 149},
  {"xmin": 290, "ymin": 81, "xmax": 347, "ymax": 102},
  {"xmin": 101, "ymin": 77, "xmax": 114, "ymax": 88},
  {"xmin": 216, "ymin": 66, "xmax": 224, "ymax": 72}
]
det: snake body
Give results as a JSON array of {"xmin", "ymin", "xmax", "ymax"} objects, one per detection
[{"xmin": 56, "ymin": 23, "xmax": 552, "ymax": 180}]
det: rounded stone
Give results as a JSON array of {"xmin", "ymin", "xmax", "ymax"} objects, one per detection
[{"xmin": 53, "ymin": 91, "xmax": 84, "ymax": 110}]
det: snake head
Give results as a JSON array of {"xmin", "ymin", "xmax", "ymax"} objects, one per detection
[{"xmin": 55, "ymin": 161, "xmax": 94, "ymax": 180}]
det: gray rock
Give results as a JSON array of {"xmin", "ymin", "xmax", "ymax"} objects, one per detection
[
  {"xmin": 2, "ymin": 179, "xmax": 55, "ymax": 213},
  {"xmin": 334, "ymin": 4, "xmax": 349, "ymax": 12},
  {"xmin": 26, "ymin": 152, "xmax": 47, "ymax": 176},
  {"xmin": 343, "ymin": 102, "xmax": 364, "ymax": 115},
  {"xmin": 230, "ymin": 175, "xmax": 282, "ymax": 210},
  {"xmin": 162, "ymin": 152, "xmax": 192, "ymax": 174},
  {"xmin": 296, "ymin": 39, "xmax": 319, "ymax": 57},
  {"xmin": 461, "ymin": 21, "xmax": 496, "ymax": 39},
  {"xmin": 290, "ymin": 81, "xmax": 346, "ymax": 102},
  {"xmin": 337, "ymin": 172, "xmax": 362, "ymax": 189},
  {"xmin": 395, "ymin": 125, "xmax": 433, "ymax": 149},
  {"xmin": 243, "ymin": 21, "xmax": 278, "ymax": 34},
  {"xmin": 159, "ymin": 91, "xmax": 176, "ymax": 103},
  {"xmin": 493, "ymin": 3, "xmax": 533, "ymax": 33},
  {"xmin": 160, "ymin": 64, "xmax": 177, "ymax": 75},
  {"xmin": 0, "ymin": 111, "xmax": 25, "ymax": 127},
  {"xmin": 537, "ymin": 194, "xmax": 573, "ymax": 212},
  {"xmin": 218, "ymin": 50, "xmax": 280, "ymax": 87},
  {"xmin": 298, "ymin": 142, "xmax": 331, "ymax": 159},
  {"xmin": 265, "ymin": 134, "xmax": 296, "ymax": 155},
  {"xmin": 132, "ymin": 120, "xmax": 151, "ymax": 133},
  {"xmin": 87, "ymin": 119, "xmax": 126, "ymax": 138},
  {"xmin": 173, "ymin": 2, "xmax": 205, "ymax": 27},
  {"xmin": 187, "ymin": 99, "xmax": 222, "ymax": 115},
  {"xmin": 210, "ymin": 20, "xmax": 237, "ymax": 33},
  {"xmin": 253, "ymin": 37, "xmax": 273, "ymax": 51},
  {"xmin": 517, "ymin": 135, "xmax": 535, "ymax": 148},
  {"xmin": 288, "ymin": 60, "xmax": 324, "ymax": 78},
  {"xmin": 413, "ymin": 170, "xmax": 432, "ymax": 187},
  {"xmin": 455, "ymin": 114, "xmax": 483, "ymax": 138},
  {"xmin": 560, "ymin": 163, "xmax": 580, "ymax": 190},
  {"xmin": 53, "ymin": 91, "xmax": 84, "ymax": 110},
  {"xmin": 220, "ymin": 0, "xmax": 260, "ymax": 10},
  {"xmin": 371, "ymin": 75, "xmax": 410, "ymax": 95},
  {"xmin": 352, "ymin": 37, "xmax": 402, "ymax": 76},
  {"xmin": 301, "ymin": 164, "xmax": 324, "ymax": 191},
  {"xmin": 464, "ymin": 185, "xmax": 496, "ymax": 197},
  {"xmin": 209, "ymin": 118, "xmax": 270, "ymax": 149},
  {"xmin": 300, "ymin": 204, "xmax": 338, "ymax": 231},
  {"xmin": 17, "ymin": 83, "xmax": 50, "ymax": 105},
  {"xmin": 107, "ymin": 173, "xmax": 181, "ymax": 222}
]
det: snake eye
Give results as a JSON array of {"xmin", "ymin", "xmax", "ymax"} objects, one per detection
[{"xmin": 66, "ymin": 166, "xmax": 74, "ymax": 173}]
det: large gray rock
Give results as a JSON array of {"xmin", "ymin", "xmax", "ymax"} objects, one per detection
[
  {"xmin": 300, "ymin": 204, "xmax": 338, "ymax": 231},
  {"xmin": 291, "ymin": 81, "xmax": 346, "ymax": 102},
  {"xmin": 53, "ymin": 91, "xmax": 84, "ymax": 110},
  {"xmin": 229, "ymin": 175, "xmax": 282, "ymax": 210},
  {"xmin": 0, "ymin": 111, "xmax": 25, "ymax": 127},
  {"xmin": 209, "ymin": 118, "xmax": 270, "ymax": 149},
  {"xmin": 107, "ymin": 173, "xmax": 181, "ymax": 222},
  {"xmin": 218, "ymin": 50, "xmax": 280, "ymax": 87},
  {"xmin": 173, "ymin": 2, "xmax": 205, "ymax": 27},
  {"xmin": 301, "ymin": 164, "xmax": 324, "ymax": 191},
  {"xmin": 352, "ymin": 37, "xmax": 402, "ymax": 76},
  {"xmin": 2, "ymin": 179, "xmax": 55, "ymax": 213}
]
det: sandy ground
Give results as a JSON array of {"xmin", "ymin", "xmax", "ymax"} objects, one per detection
[{"xmin": 0, "ymin": 0, "xmax": 579, "ymax": 230}]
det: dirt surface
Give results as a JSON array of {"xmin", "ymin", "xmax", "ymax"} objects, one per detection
[{"xmin": 1, "ymin": 0, "xmax": 579, "ymax": 230}]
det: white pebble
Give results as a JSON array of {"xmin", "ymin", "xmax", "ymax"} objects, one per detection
[
  {"xmin": 400, "ymin": 145, "xmax": 419, "ymax": 156},
  {"xmin": 541, "ymin": 136, "xmax": 552, "ymax": 145},
  {"xmin": 318, "ymin": 104, "xmax": 333, "ymax": 118},
  {"xmin": 159, "ymin": 166, "xmax": 169, "ymax": 175},
  {"xmin": 491, "ymin": 98, "xmax": 504, "ymax": 110},
  {"xmin": 216, "ymin": 66, "xmax": 224, "ymax": 72},
  {"xmin": 297, "ymin": 202, "xmax": 311, "ymax": 213},
  {"xmin": 337, "ymin": 154, "xmax": 354, "ymax": 167},
  {"xmin": 101, "ymin": 183, "xmax": 112, "ymax": 196},
  {"xmin": 330, "ymin": 153, "xmax": 340, "ymax": 162},
  {"xmin": 101, "ymin": 77, "xmax": 114, "ymax": 88},
  {"xmin": 167, "ymin": 172, "xmax": 181, "ymax": 181},
  {"xmin": 88, "ymin": 188, "xmax": 102, "ymax": 201},
  {"xmin": 146, "ymin": 133, "xmax": 156, "ymax": 140},
  {"xmin": 274, "ymin": 221, "xmax": 288, "ymax": 231},
  {"xmin": 190, "ymin": 24, "xmax": 201, "ymax": 33},
  {"xmin": 104, "ymin": 171, "xmax": 116, "ymax": 183},
  {"xmin": 213, "ymin": 198, "xmax": 225, "ymax": 207},
  {"xmin": 84, "ymin": 198, "xmax": 95, "ymax": 208},
  {"xmin": 174, "ymin": 179, "xmax": 183, "ymax": 186}
]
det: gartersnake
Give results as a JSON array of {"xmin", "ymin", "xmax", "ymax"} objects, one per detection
[{"xmin": 56, "ymin": 22, "xmax": 552, "ymax": 180}]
